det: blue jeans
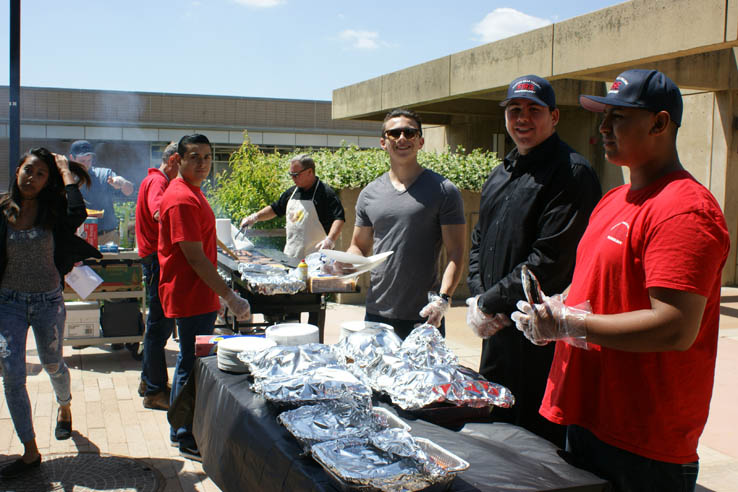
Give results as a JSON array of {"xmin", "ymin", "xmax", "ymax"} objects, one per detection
[
  {"xmin": 365, "ymin": 312, "xmax": 445, "ymax": 340},
  {"xmin": 566, "ymin": 425, "xmax": 699, "ymax": 492},
  {"xmin": 170, "ymin": 310, "xmax": 216, "ymax": 449},
  {"xmin": 0, "ymin": 287, "xmax": 70, "ymax": 444},
  {"xmin": 141, "ymin": 256, "xmax": 175, "ymax": 395}
]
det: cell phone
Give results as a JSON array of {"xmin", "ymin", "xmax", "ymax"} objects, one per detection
[{"xmin": 521, "ymin": 265, "xmax": 543, "ymax": 305}]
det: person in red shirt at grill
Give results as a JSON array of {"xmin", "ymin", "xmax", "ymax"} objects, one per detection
[
  {"xmin": 511, "ymin": 69, "xmax": 730, "ymax": 491},
  {"xmin": 158, "ymin": 134, "xmax": 250, "ymax": 461},
  {"xmin": 135, "ymin": 141, "xmax": 178, "ymax": 411}
]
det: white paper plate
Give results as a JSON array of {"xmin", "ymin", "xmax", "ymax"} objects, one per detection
[{"xmin": 266, "ymin": 323, "xmax": 319, "ymax": 346}]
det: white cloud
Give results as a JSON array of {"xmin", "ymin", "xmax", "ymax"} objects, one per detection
[
  {"xmin": 339, "ymin": 29, "xmax": 380, "ymax": 50},
  {"xmin": 473, "ymin": 8, "xmax": 551, "ymax": 44},
  {"xmin": 233, "ymin": 0, "xmax": 284, "ymax": 7}
]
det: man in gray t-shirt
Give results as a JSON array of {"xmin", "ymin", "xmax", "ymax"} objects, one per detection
[{"xmin": 346, "ymin": 109, "xmax": 466, "ymax": 339}]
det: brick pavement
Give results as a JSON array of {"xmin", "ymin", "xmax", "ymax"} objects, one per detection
[{"xmin": 1, "ymin": 293, "xmax": 737, "ymax": 491}]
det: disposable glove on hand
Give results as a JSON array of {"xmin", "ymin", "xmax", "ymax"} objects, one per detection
[
  {"xmin": 315, "ymin": 236, "xmax": 335, "ymax": 250},
  {"xmin": 419, "ymin": 292, "xmax": 449, "ymax": 327},
  {"xmin": 239, "ymin": 213, "xmax": 258, "ymax": 230},
  {"xmin": 222, "ymin": 290, "xmax": 251, "ymax": 321},
  {"xmin": 510, "ymin": 294, "xmax": 589, "ymax": 348},
  {"xmin": 465, "ymin": 295, "xmax": 512, "ymax": 338}
]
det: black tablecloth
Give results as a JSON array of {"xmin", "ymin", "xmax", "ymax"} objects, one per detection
[{"xmin": 193, "ymin": 357, "xmax": 609, "ymax": 492}]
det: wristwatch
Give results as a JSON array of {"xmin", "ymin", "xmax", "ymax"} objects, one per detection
[{"xmin": 440, "ymin": 293, "xmax": 450, "ymax": 302}]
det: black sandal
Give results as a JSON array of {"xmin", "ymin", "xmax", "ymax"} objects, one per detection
[
  {"xmin": 0, "ymin": 455, "xmax": 41, "ymax": 478},
  {"xmin": 55, "ymin": 409, "xmax": 72, "ymax": 440}
]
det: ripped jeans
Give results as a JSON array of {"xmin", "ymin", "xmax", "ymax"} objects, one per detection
[{"xmin": 0, "ymin": 287, "xmax": 70, "ymax": 443}]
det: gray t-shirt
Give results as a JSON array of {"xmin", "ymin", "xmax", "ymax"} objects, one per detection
[{"xmin": 355, "ymin": 169, "xmax": 465, "ymax": 320}]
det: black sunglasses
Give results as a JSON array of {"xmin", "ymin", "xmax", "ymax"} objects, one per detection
[
  {"xmin": 383, "ymin": 127, "xmax": 421, "ymax": 140},
  {"xmin": 288, "ymin": 168, "xmax": 308, "ymax": 178}
]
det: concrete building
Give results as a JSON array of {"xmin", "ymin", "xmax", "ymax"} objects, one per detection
[
  {"xmin": 332, "ymin": 0, "xmax": 738, "ymax": 284},
  {"xmin": 0, "ymin": 87, "xmax": 382, "ymax": 192}
]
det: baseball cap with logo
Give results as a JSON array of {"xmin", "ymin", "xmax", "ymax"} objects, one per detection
[
  {"xmin": 500, "ymin": 75, "xmax": 556, "ymax": 109},
  {"xmin": 579, "ymin": 69, "xmax": 682, "ymax": 126},
  {"xmin": 69, "ymin": 140, "xmax": 95, "ymax": 156}
]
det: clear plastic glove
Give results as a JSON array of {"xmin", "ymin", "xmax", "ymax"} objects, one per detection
[
  {"xmin": 222, "ymin": 290, "xmax": 251, "ymax": 321},
  {"xmin": 465, "ymin": 295, "xmax": 512, "ymax": 338},
  {"xmin": 315, "ymin": 236, "xmax": 335, "ymax": 251},
  {"xmin": 419, "ymin": 292, "xmax": 449, "ymax": 327},
  {"xmin": 510, "ymin": 294, "xmax": 590, "ymax": 348},
  {"xmin": 239, "ymin": 213, "xmax": 258, "ymax": 230}
]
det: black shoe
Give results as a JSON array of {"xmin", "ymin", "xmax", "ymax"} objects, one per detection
[
  {"xmin": 0, "ymin": 456, "xmax": 41, "ymax": 478},
  {"xmin": 55, "ymin": 418, "xmax": 72, "ymax": 440},
  {"xmin": 179, "ymin": 445, "xmax": 202, "ymax": 462}
]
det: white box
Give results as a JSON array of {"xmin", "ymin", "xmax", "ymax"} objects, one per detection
[{"xmin": 65, "ymin": 301, "xmax": 100, "ymax": 339}]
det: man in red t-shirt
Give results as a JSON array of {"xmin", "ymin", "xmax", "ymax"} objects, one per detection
[
  {"xmin": 511, "ymin": 70, "xmax": 730, "ymax": 490},
  {"xmin": 135, "ymin": 141, "xmax": 178, "ymax": 411},
  {"xmin": 158, "ymin": 134, "xmax": 251, "ymax": 461}
]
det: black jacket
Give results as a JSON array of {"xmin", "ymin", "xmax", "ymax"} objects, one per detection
[
  {"xmin": 467, "ymin": 133, "xmax": 601, "ymax": 444},
  {"xmin": 0, "ymin": 185, "xmax": 103, "ymax": 283}
]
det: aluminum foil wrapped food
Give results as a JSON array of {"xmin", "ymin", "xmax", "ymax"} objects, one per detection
[
  {"xmin": 381, "ymin": 364, "xmax": 515, "ymax": 410},
  {"xmin": 237, "ymin": 263, "xmax": 305, "ymax": 295},
  {"xmin": 238, "ymin": 343, "xmax": 344, "ymax": 380},
  {"xmin": 398, "ymin": 324, "xmax": 458, "ymax": 368},
  {"xmin": 277, "ymin": 401, "xmax": 410, "ymax": 452},
  {"xmin": 333, "ymin": 326, "xmax": 403, "ymax": 367},
  {"xmin": 311, "ymin": 429, "xmax": 468, "ymax": 492},
  {"xmin": 254, "ymin": 366, "xmax": 372, "ymax": 407},
  {"xmin": 346, "ymin": 325, "xmax": 515, "ymax": 411}
]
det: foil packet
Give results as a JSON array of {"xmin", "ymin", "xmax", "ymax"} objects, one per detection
[
  {"xmin": 240, "ymin": 270, "xmax": 305, "ymax": 295},
  {"xmin": 345, "ymin": 325, "xmax": 515, "ymax": 411},
  {"xmin": 278, "ymin": 401, "xmax": 410, "ymax": 452},
  {"xmin": 254, "ymin": 366, "xmax": 372, "ymax": 406},
  {"xmin": 311, "ymin": 429, "xmax": 468, "ymax": 492},
  {"xmin": 333, "ymin": 326, "xmax": 403, "ymax": 367},
  {"xmin": 238, "ymin": 343, "xmax": 345, "ymax": 380}
]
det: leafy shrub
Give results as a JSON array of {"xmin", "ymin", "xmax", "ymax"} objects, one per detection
[{"xmin": 208, "ymin": 133, "xmax": 501, "ymax": 224}]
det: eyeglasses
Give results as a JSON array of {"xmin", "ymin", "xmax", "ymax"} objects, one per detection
[
  {"xmin": 383, "ymin": 127, "xmax": 421, "ymax": 140},
  {"xmin": 288, "ymin": 168, "xmax": 308, "ymax": 178}
]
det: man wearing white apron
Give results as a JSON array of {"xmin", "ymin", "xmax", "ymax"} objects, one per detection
[{"xmin": 240, "ymin": 154, "xmax": 345, "ymax": 260}]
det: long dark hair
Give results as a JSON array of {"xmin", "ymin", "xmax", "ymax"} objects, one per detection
[{"xmin": 0, "ymin": 147, "xmax": 91, "ymax": 229}]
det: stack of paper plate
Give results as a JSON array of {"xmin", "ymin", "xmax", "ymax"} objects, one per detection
[
  {"xmin": 217, "ymin": 336, "xmax": 276, "ymax": 373},
  {"xmin": 266, "ymin": 323, "xmax": 320, "ymax": 346},
  {"xmin": 339, "ymin": 321, "xmax": 394, "ymax": 341}
]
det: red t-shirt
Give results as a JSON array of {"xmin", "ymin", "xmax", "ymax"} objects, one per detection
[
  {"xmin": 158, "ymin": 178, "xmax": 220, "ymax": 318},
  {"xmin": 541, "ymin": 170, "xmax": 730, "ymax": 464},
  {"xmin": 136, "ymin": 168, "xmax": 169, "ymax": 258}
]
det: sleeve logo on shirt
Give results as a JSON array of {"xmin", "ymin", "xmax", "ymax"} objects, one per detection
[{"xmin": 607, "ymin": 221, "xmax": 630, "ymax": 245}]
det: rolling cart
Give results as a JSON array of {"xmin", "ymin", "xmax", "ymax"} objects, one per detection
[{"xmin": 63, "ymin": 250, "xmax": 146, "ymax": 360}]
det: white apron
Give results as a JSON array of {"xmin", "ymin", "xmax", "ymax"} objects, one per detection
[{"xmin": 284, "ymin": 181, "xmax": 325, "ymax": 259}]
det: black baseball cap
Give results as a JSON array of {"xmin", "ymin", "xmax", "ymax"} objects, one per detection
[
  {"xmin": 580, "ymin": 69, "xmax": 682, "ymax": 126},
  {"xmin": 500, "ymin": 75, "xmax": 556, "ymax": 109},
  {"xmin": 70, "ymin": 140, "xmax": 95, "ymax": 156}
]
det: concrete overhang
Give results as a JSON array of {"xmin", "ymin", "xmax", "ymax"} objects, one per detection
[{"xmin": 333, "ymin": 0, "xmax": 738, "ymax": 123}]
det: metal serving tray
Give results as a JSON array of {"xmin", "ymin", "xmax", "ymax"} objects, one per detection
[{"xmin": 314, "ymin": 437, "xmax": 469, "ymax": 492}]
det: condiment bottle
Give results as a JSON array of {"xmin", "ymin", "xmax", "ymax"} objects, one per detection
[{"xmin": 297, "ymin": 259, "xmax": 308, "ymax": 282}]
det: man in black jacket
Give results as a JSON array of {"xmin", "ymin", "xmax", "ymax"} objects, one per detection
[{"xmin": 466, "ymin": 75, "xmax": 601, "ymax": 446}]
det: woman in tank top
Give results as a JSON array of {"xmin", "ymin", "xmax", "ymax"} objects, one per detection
[{"xmin": 0, "ymin": 147, "xmax": 99, "ymax": 478}]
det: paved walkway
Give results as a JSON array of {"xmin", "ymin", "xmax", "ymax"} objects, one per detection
[{"xmin": 1, "ymin": 290, "xmax": 737, "ymax": 491}]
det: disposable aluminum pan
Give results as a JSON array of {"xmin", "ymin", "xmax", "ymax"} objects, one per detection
[
  {"xmin": 278, "ymin": 403, "xmax": 411, "ymax": 452},
  {"xmin": 312, "ymin": 436, "xmax": 469, "ymax": 492}
]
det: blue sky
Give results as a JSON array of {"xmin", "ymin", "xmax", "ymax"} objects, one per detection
[{"xmin": 1, "ymin": 0, "xmax": 624, "ymax": 101}]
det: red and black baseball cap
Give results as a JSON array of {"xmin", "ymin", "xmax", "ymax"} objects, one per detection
[{"xmin": 580, "ymin": 69, "xmax": 682, "ymax": 126}]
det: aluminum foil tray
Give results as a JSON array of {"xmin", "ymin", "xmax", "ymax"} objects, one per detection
[
  {"xmin": 278, "ymin": 403, "xmax": 411, "ymax": 452},
  {"xmin": 312, "ymin": 437, "xmax": 468, "ymax": 492}
]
